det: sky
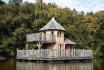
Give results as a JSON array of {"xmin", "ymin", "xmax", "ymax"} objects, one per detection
[{"xmin": 2, "ymin": 0, "xmax": 104, "ymax": 13}]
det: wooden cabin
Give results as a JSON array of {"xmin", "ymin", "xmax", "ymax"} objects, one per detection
[
  {"xmin": 26, "ymin": 17, "xmax": 76, "ymax": 50},
  {"xmin": 17, "ymin": 17, "xmax": 93, "ymax": 61}
]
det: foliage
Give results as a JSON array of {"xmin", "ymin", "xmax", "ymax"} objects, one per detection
[{"xmin": 0, "ymin": 1, "xmax": 104, "ymax": 57}]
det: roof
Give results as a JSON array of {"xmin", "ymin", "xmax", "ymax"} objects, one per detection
[
  {"xmin": 40, "ymin": 17, "xmax": 65, "ymax": 31},
  {"xmin": 64, "ymin": 38, "xmax": 76, "ymax": 45}
]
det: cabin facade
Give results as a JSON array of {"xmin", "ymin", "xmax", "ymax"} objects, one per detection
[{"xmin": 26, "ymin": 17, "xmax": 75, "ymax": 50}]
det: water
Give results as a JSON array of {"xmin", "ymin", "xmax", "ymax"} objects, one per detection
[
  {"xmin": 16, "ymin": 62, "xmax": 93, "ymax": 70},
  {"xmin": 0, "ymin": 58, "xmax": 104, "ymax": 70},
  {"xmin": 0, "ymin": 58, "xmax": 16, "ymax": 70},
  {"xmin": 93, "ymin": 59, "xmax": 104, "ymax": 70}
]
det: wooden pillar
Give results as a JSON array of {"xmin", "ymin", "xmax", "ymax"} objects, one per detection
[
  {"xmin": 37, "ymin": 42, "xmax": 43, "ymax": 50},
  {"xmin": 26, "ymin": 43, "xmax": 28, "ymax": 50}
]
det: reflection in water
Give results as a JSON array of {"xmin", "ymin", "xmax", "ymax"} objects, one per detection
[
  {"xmin": 16, "ymin": 62, "xmax": 93, "ymax": 70},
  {"xmin": 0, "ymin": 58, "xmax": 104, "ymax": 70},
  {"xmin": 1, "ymin": 58, "xmax": 104, "ymax": 70},
  {"xmin": 0, "ymin": 58, "xmax": 16, "ymax": 70},
  {"xmin": 93, "ymin": 59, "xmax": 104, "ymax": 70}
]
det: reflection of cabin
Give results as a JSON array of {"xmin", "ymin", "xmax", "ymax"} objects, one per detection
[{"xmin": 26, "ymin": 17, "xmax": 75, "ymax": 49}]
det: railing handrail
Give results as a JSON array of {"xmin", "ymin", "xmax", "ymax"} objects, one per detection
[
  {"xmin": 17, "ymin": 49, "xmax": 93, "ymax": 60},
  {"xmin": 41, "ymin": 34, "xmax": 56, "ymax": 42},
  {"xmin": 27, "ymin": 33, "xmax": 56, "ymax": 42}
]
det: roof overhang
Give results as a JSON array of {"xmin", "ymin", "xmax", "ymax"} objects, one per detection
[{"xmin": 64, "ymin": 38, "xmax": 76, "ymax": 45}]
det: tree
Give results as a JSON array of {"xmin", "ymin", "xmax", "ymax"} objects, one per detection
[
  {"xmin": 9, "ymin": 0, "xmax": 23, "ymax": 5},
  {"xmin": 0, "ymin": 1, "xmax": 103, "ymax": 57},
  {"xmin": 0, "ymin": 0, "xmax": 5, "ymax": 5}
]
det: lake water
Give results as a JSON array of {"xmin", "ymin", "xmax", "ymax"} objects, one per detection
[
  {"xmin": 0, "ymin": 58, "xmax": 16, "ymax": 70},
  {"xmin": 0, "ymin": 58, "xmax": 104, "ymax": 70},
  {"xmin": 16, "ymin": 61, "xmax": 93, "ymax": 70}
]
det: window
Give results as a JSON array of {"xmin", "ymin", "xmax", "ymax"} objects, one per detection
[
  {"xmin": 51, "ymin": 31, "xmax": 54, "ymax": 35},
  {"xmin": 43, "ymin": 31, "xmax": 46, "ymax": 40},
  {"xmin": 57, "ymin": 31, "xmax": 61, "ymax": 37}
]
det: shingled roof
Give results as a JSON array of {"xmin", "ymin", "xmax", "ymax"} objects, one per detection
[
  {"xmin": 64, "ymin": 38, "xmax": 76, "ymax": 45},
  {"xmin": 40, "ymin": 17, "xmax": 65, "ymax": 31}
]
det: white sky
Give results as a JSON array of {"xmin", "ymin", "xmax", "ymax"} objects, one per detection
[{"xmin": 3, "ymin": 0, "xmax": 104, "ymax": 13}]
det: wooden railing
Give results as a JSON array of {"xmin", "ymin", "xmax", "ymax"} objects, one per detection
[
  {"xmin": 41, "ymin": 34, "xmax": 56, "ymax": 43},
  {"xmin": 27, "ymin": 33, "xmax": 56, "ymax": 43},
  {"xmin": 16, "ymin": 49, "xmax": 93, "ymax": 60}
]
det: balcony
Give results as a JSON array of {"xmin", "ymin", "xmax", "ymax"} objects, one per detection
[{"xmin": 26, "ymin": 33, "xmax": 56, "ymax": 43}]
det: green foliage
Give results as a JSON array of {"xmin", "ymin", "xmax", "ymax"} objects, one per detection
[
  {"xmin": 12, "ymin": 28, "xmax": 26, "ymax": 49},
  {"xmin": 0, "ymin": 2, "xmax": 104, "ymax": 57},
  {"xmin": 27, "ymin": 44, "xmax": 38, "ymax": 50}
]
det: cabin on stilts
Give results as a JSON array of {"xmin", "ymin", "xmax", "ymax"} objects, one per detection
[{"xmin": 17, "ymin": 17, "xmax": 93, "ymax": 61}]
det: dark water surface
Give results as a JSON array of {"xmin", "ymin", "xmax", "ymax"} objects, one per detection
[
  {"xmin": 0, "ymin": 58, "xmax": 104, "ymax": 70},
  {"xmin": 17, "ymin": 61, "xmax": 93, "ymax": 70},
  {"xmin": 16, "ymin": 59, "xmax": 104, "ymax": 70},
  {"xmin": 0, "ymin": 58, "xmax": 16, "ymax": 70},
  {"xmin": 93, "ymin": 59, "xmax": 104, "ymax": 70}
]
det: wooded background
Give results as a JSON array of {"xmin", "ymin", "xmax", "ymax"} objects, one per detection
[{"xmin": 0, "ymin": 0, "xmax": 103, "ymax": 57}]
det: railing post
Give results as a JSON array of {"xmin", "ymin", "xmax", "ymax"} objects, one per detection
[{"xmin": 65, "ymin": 49, "xmax": 66, "ymax": 59}]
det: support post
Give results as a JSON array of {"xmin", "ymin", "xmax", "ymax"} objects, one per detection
[
  {"xmin": 26, "ymin": 43, "xmax": 28, "ymax": 50},
  {"xmin": 37, "ymin": 42, "xmax": 43, "ymax": 59}
]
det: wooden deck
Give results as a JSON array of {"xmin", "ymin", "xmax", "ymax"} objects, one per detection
[{"xmin": 16, "ymin": 49, "xmax": 93, "ymax": 61}]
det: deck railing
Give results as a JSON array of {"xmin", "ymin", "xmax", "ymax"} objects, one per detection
[
  {"xmin": 41, "ymin": 34, "xmax": 56, "ymax": 43},
  {"xmin": 16, "ymin": 49, "xmax": 93, "ymax": 60},
  {"xmin": 27, "ymin": 33, "xmax": 56, "ymax": 43}
]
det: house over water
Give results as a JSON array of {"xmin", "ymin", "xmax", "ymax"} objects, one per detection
[
  {"xmin": 26, "ymin": 17, "xmax": 76, "ymax": 49},
  {"xmin": 17, "ymin": 17, "xmax": 93, "ymax": 61}
]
